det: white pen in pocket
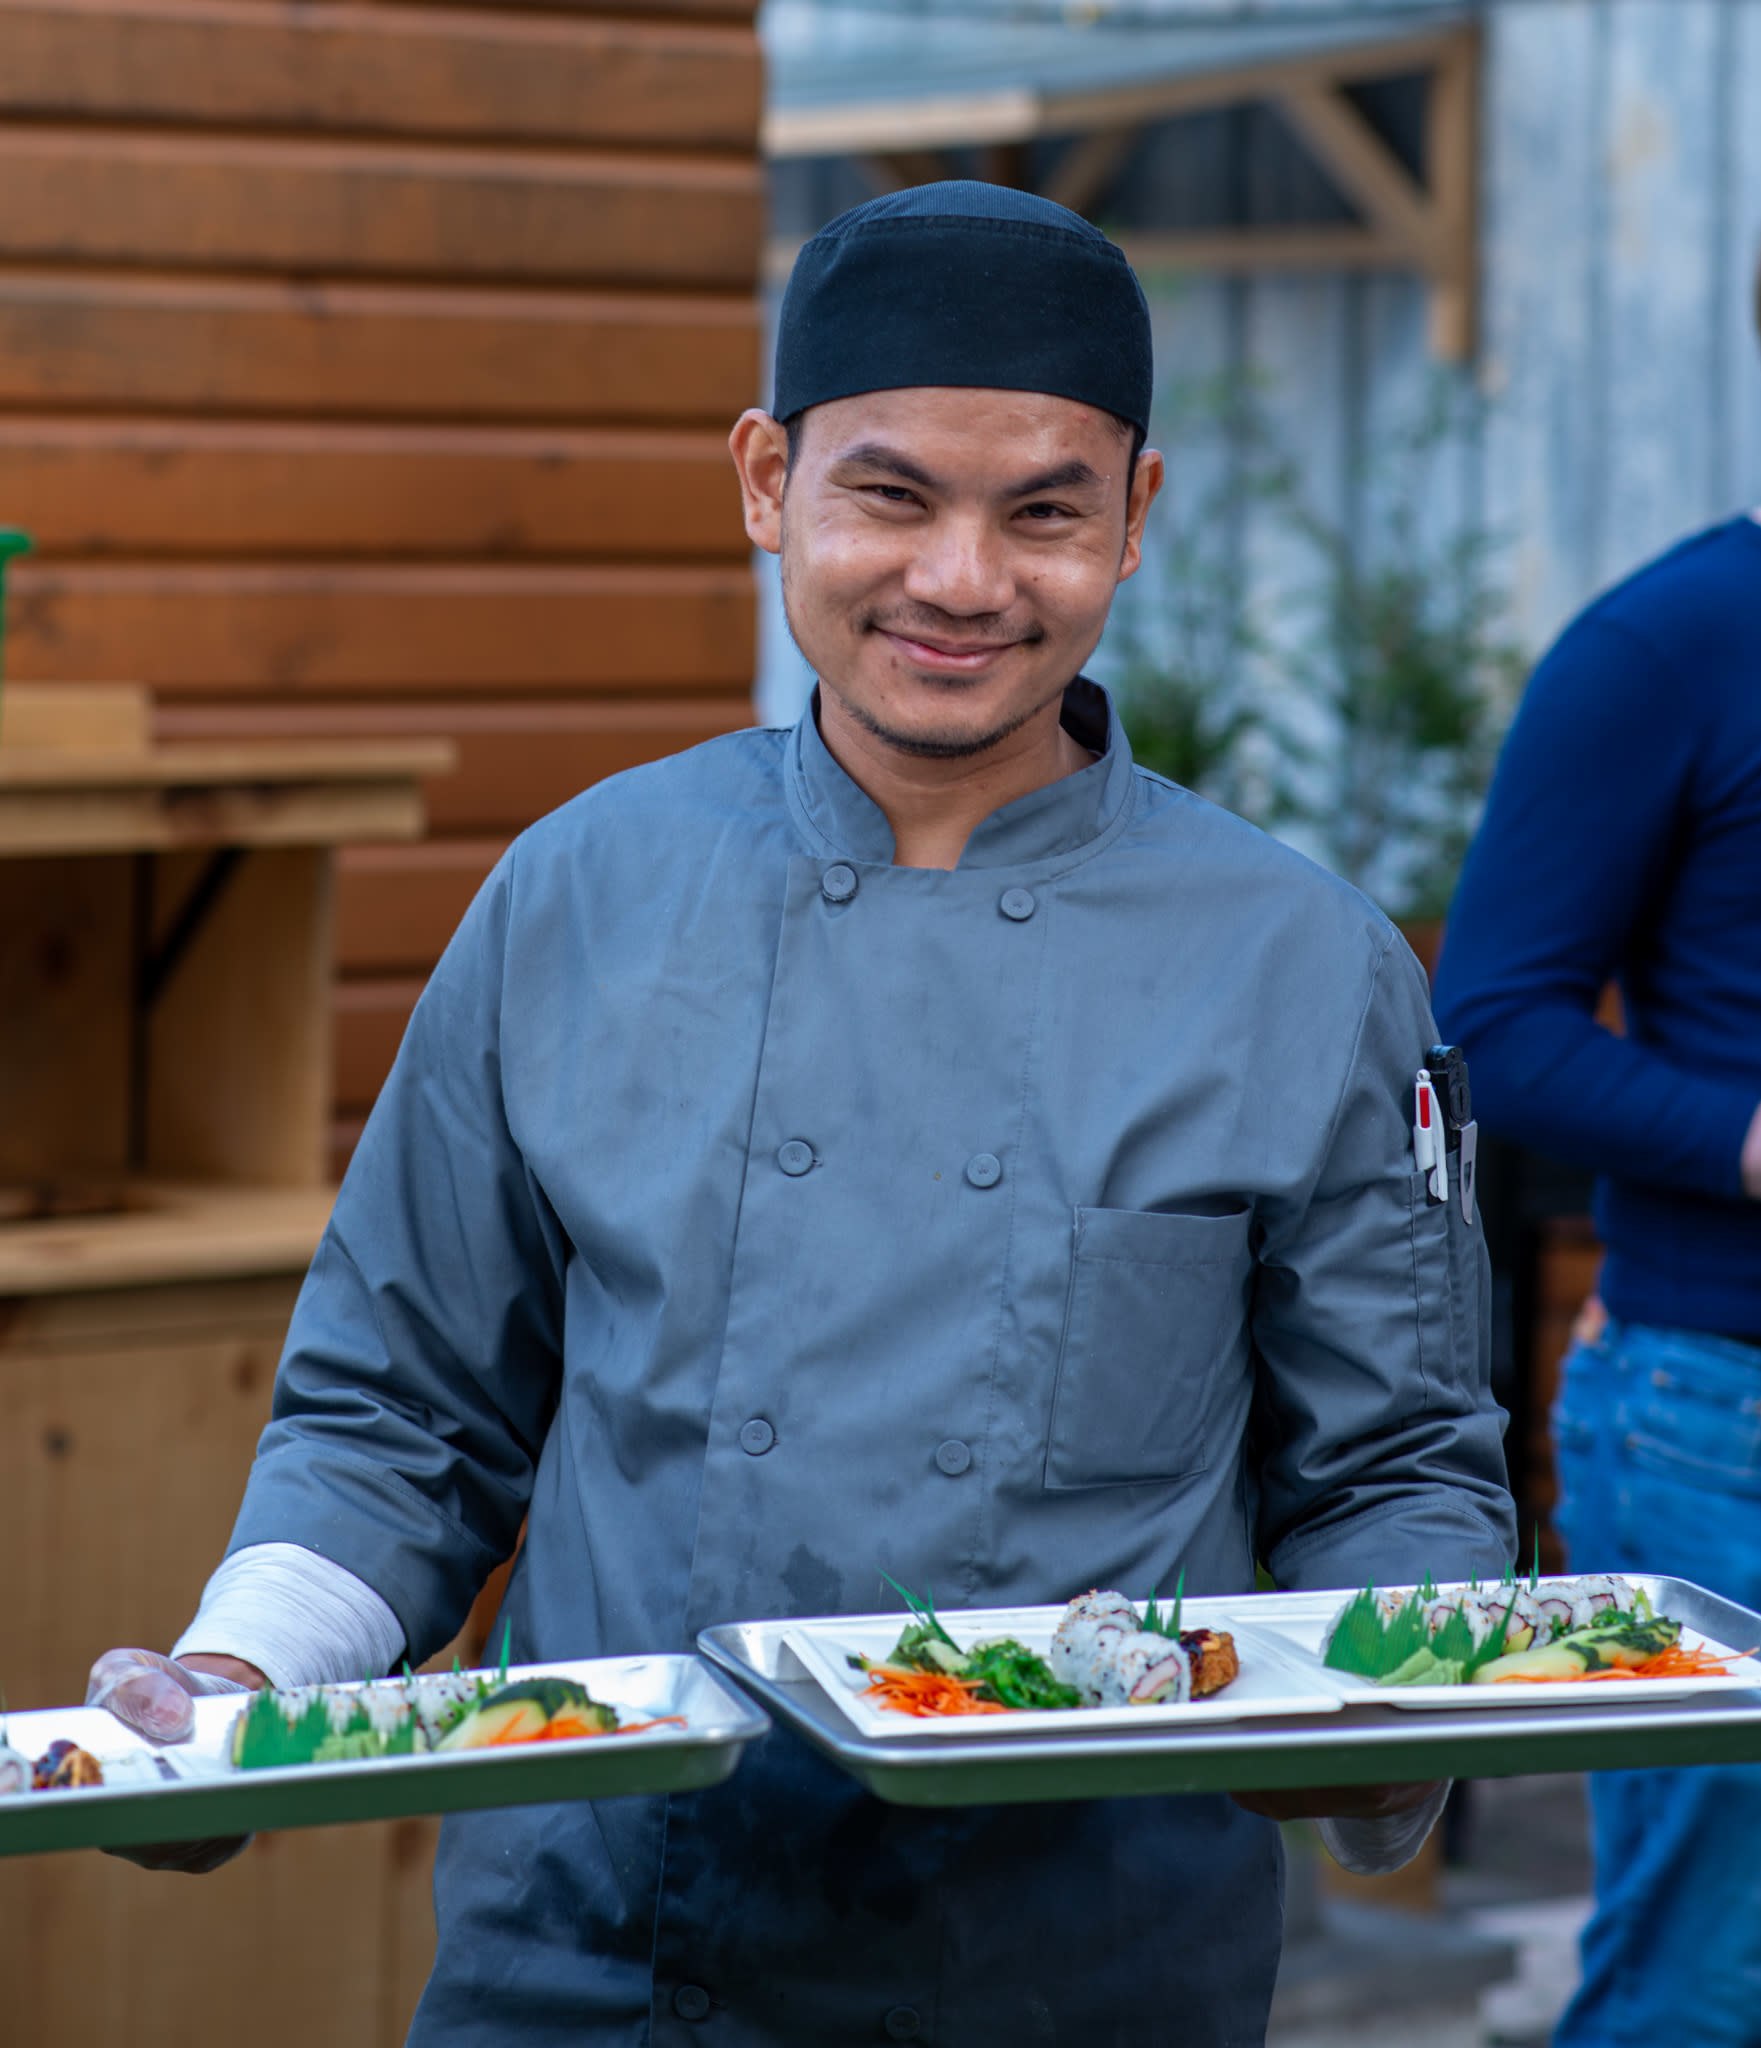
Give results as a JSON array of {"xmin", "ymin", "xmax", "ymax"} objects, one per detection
[{"xmin": 1413, "ymin": 1071, "xmax": 1448, "ymax": 1204}]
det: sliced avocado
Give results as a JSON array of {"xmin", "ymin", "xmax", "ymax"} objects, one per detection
[{"xmin": 436, "ymin": 1677, "xmax": 616, "ymax": 1751}]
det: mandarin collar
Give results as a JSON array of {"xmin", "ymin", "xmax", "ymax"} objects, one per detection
[{"xmin": 784, "ymin": 678, "xmax": 1137, "ymax": 871}]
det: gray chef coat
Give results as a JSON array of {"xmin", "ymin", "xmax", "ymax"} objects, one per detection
[{"xmin": 230, "ymin": 679, "xmax": 1513, "ymax": 2047}]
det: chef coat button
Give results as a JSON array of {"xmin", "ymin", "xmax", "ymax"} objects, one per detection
[
  {"xmin": 935, "ymin": 1439, "xmax": 972, "ymax": 1477},
  {"xmin": 964, "ymin": 1152, "xmax": 1002, "ymax": 1189},
  {"xmin": 821, "ymin": 862, "xmax": 859, "ymax": 903},
  {"xmin": 740, "ymin": 1417, "xmax": 776, "ymax": 1456},
  {"xmin": 673, "ymin": 1985, "xmax": 711, "ymax": 2022},
  {"xmin": 999, "ymin": 887, "xmax": 1036, "ymax": 921},
  {"xmin": 884, "ymin": 2007, "xmax": 923, "ymax": 2041},
  {"xmin": 777, "ymin": 1140, "xmax": 815, "ymax": 1176}
]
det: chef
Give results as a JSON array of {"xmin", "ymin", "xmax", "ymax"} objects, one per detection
[{"xmin": 94, "ymin": 184, "xmax": 1515, "ymax": 2045}]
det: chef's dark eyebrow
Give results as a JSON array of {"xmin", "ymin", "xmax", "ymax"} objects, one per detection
[{"xmin": 831, "ymin": 444, "xmax": 1107, "ymax": 499}]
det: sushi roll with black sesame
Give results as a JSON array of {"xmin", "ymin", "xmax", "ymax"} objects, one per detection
[{"xmin": 1048, "ymin": 1590, "xmax": 1140, "ymax": 1693}]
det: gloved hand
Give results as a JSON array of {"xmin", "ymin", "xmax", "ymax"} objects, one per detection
[
  {"xmin": 86, "ymin": 1647, "xmax": 259, "ymax": 1742},
  {"xmin": 86, "ymin": 1648, "xmax": 267, "ymax": 1873}
]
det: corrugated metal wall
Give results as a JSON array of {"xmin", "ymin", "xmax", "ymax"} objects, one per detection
[
  {"xmin": 762, "ymin": 0, "xmax": 1761, "ymax": 729},
  {"xmin": 1148, "ymin": 0, "xmax": 1761, "ymax": 666},
  {"xmin": 0, "ymin": 0, "xmax": 765, "ymax": 1171}
]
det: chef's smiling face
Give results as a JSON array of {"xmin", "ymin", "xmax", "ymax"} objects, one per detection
[{"xmin": 730, "ymin": 386, "xmax": 1162, "ymax": 761}]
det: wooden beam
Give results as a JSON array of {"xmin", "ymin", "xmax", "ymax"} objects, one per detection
[
  {"xmin": 1042, "ymin": 125, "xmax": 1143, "ymax": 218},
  {"xmin": 764, "ymin": 28, "xmax": 1468, "ymax": 161},
  {"xmin": 1275, "ymin": 81, "xmax": 1437, "ymax": 264},
  {"xmin": 1046, "ymin": 29, "xmax": 1466, "ymax": 138},
  {"xmin": 1116, "ymin": 228, "xmax": 1409, "ymax": 275},
  {"xmin": 1426, "ymin": 27, "xmax": 1481, "ymax": 362},
  {"xmin": 766, "ymin": 87, "xmax": 1036, "ymax": 158}
]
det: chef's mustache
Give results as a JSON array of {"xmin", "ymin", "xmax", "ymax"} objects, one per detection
[{"xmin": 861, "ymin": 606, "xmax": 1045, "ymax": 648}]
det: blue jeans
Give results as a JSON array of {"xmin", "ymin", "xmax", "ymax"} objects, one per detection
[{"xmin": 1551, "ymin": 1317, "xmax": 1761, "ymax": 2047}]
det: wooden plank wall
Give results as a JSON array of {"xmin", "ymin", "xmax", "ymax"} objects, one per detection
[{"xmin": 0, "ymin": 0, "xmax": 764, "ymax": 1169}]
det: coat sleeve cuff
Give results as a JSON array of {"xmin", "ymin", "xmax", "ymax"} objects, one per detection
[{"xmin": 174, "ymin": 1541, "xmax": 406, "ymax": 1691}]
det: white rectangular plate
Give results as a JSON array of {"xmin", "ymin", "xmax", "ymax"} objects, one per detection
[
  {"xmin": 0, "ymin": 1655, "xmax": 768, "ymax": 1859},
  {"xmin": 784, "ymin": 1606, "xmax": 1345, "ymax": 1739},
  {"xmin": 1266, "ymin": 1596, "xmax": 1761, "ymax": 1711}
]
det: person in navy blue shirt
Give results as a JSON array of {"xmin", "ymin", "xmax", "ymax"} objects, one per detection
[{"xmin": 1434, "ymin": 504, "xmax": 1761, "ymax": 2044}]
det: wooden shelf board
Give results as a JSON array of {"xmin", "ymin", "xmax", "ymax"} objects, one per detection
[
  {"xmin": 0, "ymin": 739, "xmax": 454, "ymax": 789},
  {"xmin": 0, "ymin": 1180, "xmax": 332, "ymax": 1296},
  {"xmin": 0, "ymin": 764, "xmax": 449, "ymax": 856}
]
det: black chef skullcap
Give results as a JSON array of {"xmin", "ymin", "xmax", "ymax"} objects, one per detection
[{"xmin": 773, "ymin": 181, "xmax": 1153, "ymax": 439}]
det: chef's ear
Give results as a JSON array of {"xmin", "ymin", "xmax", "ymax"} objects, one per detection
[
  {"xmin": 728, "ymin": 409, "xmax": 790, "ymax": 556},
  {"xmin": 1117, "ymin": 446, "xmax": 1165, "ymax": 584}
]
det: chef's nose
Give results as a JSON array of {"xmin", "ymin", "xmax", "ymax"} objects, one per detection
[{"xmin": 900, "ymin": 510, "xmax": 1015, "ymax": 617}]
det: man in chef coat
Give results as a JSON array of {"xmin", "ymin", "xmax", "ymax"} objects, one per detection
[{"xmin": 95, "ymin": 184, "xmax": 1514, "ymax": 2045}]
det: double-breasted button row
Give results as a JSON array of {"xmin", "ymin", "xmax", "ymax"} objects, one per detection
[
  {"xmin": 821, "ymin": 865, "xmax": 1034, "ymax": 927},
  {"xmin": 780, "ymin": 1143, "xmax": 999, "ymax": 1188}
]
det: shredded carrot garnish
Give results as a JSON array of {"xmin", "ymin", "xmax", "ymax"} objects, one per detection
[
  {"xmin": 484, "ymin": 1713, "xmax": 689, "ymax": 1744},
  {"xmin": 861, "ymin": 1666, "xmax": 1010, "ymax": 1718},
  {"xmin": 1493, "ymin": 1644, "xmax": 1758, "ymax": 1684}
]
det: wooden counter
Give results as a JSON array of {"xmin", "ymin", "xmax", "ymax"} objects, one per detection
[{"xmin": 0, "ymin": 687, "xmax": 460, "ymax": 2045}]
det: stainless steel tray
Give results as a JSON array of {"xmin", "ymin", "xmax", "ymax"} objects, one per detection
[
  {"xmin": 698, "ymin": 1578, "xmax": 1761, "ymax": 1807},
  {"xmin": 0, "ymin": 1655, "xmax": 769, "ymax": 1859}
]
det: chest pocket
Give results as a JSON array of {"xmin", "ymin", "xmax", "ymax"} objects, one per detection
[{"xmin": 1044, "ymin": 1205, "xmax": 1254, "ymax": 1490}]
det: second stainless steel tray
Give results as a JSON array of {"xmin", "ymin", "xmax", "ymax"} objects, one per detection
[
  {"xmin": 0, "ymin": 1654, "xmax": 770, "ymax": 1859},
  {"xmin": 699, "ymin": 1579, "xmax": 1761, "ymax": 1807}
]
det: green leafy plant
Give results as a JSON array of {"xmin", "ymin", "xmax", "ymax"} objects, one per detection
[
  {"xmin": 1109, "ymin": 371, "xmax": 1524, "ymax": 925},
  {"xmin": 1106, "ymin": 372, "xmax": 1293, "ymax": 817},
  {"xmin": 1271, "ymin": 382, "xmax": 1527, "ymax": 921}
]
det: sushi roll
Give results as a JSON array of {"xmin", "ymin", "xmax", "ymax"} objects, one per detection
[
  {"xmin": 1566, "ymin": 1574, "xmax": 1640, "ymax": 1629},
  {"xmin": 1418, "ymin": 1590, "xmax": 1468, "ymax": 1639},
  {"xmin": 1048, "ymin": 1590, "xmax": 1141, "ymax": 1693},
  {"xmin": 1455, "ymin": 1587, "xmax": 1535, "ymax": 1653},
  {"xmin": 1093, "ymin": 1631, "xmax": 1192, "ymax": 1708},
  {"xmin": 1321, "ymin": 1587, "xmax": 1411, "ymax": 1662},
  {"xmin": 1061, "ymin": 1588, "xmax": 1140, "ymax": 1629},
  {"xmin": 1047, "ymin": 1617, "xmax": 1115, "ymax": 1693},
  {"xmin": 1528, "ymin": 1584, "xmax": 1579, "ymax": 1638},
  {"xmin": 411, "ymin": 1671, "xmax": 483, "ymax": 1748}
]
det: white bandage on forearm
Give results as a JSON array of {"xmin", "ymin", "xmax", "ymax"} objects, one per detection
[
  {"xmin": 1315, "ymin": 1780, "xmax": 1452, "ymax": 1876},
  {"xmin": 173, "ymin": 1543, "xmax": 406, "ymax": 1692}
]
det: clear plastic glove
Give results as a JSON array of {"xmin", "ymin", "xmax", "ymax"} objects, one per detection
[
  {"xmin": 86, "ymin": 1647, "xmax": 257, "ymax": 1743},
  {"xmin": 86, "ymin": 1648, "xmax": 265, "ymax": 1874}
]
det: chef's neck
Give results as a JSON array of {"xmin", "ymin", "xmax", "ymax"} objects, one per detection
[{"xmin": 816, "ymin": 684, "xmax": 1095, "ymax": 870}]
